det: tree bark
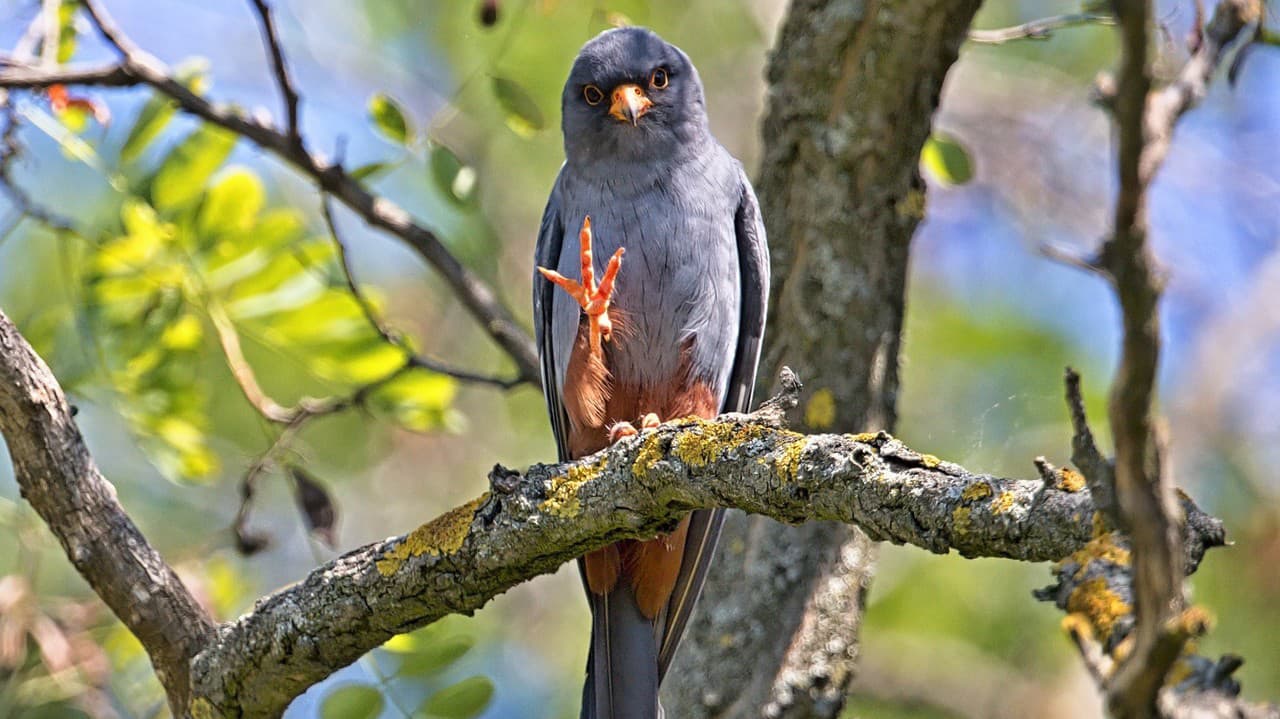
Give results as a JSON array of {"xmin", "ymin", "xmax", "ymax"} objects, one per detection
[
  {"xmin": 665, "ymin": 0, "xmax": 983, "ymax": 714},
  {"xmin": 0, "ymin": 311, "xmax": 214, "ymax": 711}
]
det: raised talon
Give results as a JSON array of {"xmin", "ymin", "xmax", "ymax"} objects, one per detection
[
  {"xmin": 537, "ymin": 216, "xmax": 625, "ymax": 354},
  {"xmin": 609, "ymin": 421, "xmax": 639, "ymax": 443},
  {"xmin": 640, "ymin": 413, "xmax": 660, "ymax": 430}
]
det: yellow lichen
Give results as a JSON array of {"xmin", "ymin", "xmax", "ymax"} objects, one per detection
[
  {"xmin": 961, "ymin": 482, "xmax": 993, "ymax": 502},
  {"xmin": 992, "ymin": 491, "xmax": 1016, "ymax": 514},
  {"xmin": 1176, "ymin": 606, "xmax": 1213, "ymax": 636},
  {"xmin": 1066, "ymin": 577, "xmax": 1131, "ymax": 637},
  {"xmin": 632, "ymin": 433, "xmax": 665, "ymax": 480},
  {"xmin": 1165, "ymin": 658, "xmax": 1194, "ymax": 687},
  {"xmin": 773, "ymin": 438, "xmax": 808, "ymax": 482},
  {"xmin": 671, "ymin": 418, "xmax": 773, "ymax": 468},
  {"xmin": 190, "ymin": 698, "xmax": 217, "ymax": 719},
  {"xmin": 542, "ymin": 458, "xmax": 606, "ymax": 517},
  {"xmin": 849, "ymin": 432, "xmax": 879, "ymax": 443},
  {"xmin": 804, "ymin": 388, "xmax": 837, "ymax": 429},
  {"xmin": 376, "ymin": 493, "xmax": 489, "ymax": 576},
  {"xmin": 896, "ymin": 188, "xmax": 926, "ymax": 220},
  {"xmin": 1092, "ymin": 511, "xmax": 1109, "ymax": 538},
  {"xmin": 1061, "ymin": 612, "xmax": 1095, "ymax": 642},
  {"xmin": 920, "ymin": 454, "xmax": 941, "ymax": 469},
  {"xmin": 1058, "ymin": 467, "xmax": 1086, "ymax": 492},
  {"xmin": 952, "ymin": 506, "xmax": 972, "ymax": 537},
  {"xmin": 1060, "ymin": 532, "xmax": 1132, "ymax": 581}
]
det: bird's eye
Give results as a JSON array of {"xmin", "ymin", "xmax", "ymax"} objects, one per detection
[
  {"xmin": 650, "ymin": 67, "xmax": 669, "ymax": 89},
  {"xmin": 583, "ymin": 85, "xmax": 604, "ymax": 105}
]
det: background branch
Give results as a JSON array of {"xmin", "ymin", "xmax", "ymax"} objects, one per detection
[
  {"xmin": 968, "ymin": 12, "xmax": 1115, "ymax": 44},
  {"xmin": 1074, "ymin": 0, "xmax": 1258, "ymax": 716},
  {"xmin": 247, "ymin": 0, "xmax": 302, "ymax": 145}
]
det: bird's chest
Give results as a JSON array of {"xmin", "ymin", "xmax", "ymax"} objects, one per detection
[{"xmin": 555, "ymin": 178, "xmax": 740, "ymax": 391}]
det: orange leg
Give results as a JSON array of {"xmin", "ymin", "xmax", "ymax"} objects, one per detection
[{"xmin": 537, "ymin": 216, "xmax": 625, "ymax": 356}]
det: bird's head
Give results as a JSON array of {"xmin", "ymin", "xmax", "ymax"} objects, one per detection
[{"xmin": 561, "ymin": 27, "xmax": 709, "ymax": 169}]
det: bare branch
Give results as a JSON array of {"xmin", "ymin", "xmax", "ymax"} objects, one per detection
[
  {"xmin": 246, "ymin": 0, "xmax": 302, "ymax": 145},
  {"xmin": 968, "ymin": 12, "xmax": 1114, "ymax": 44},
  {"xmin": 321, "ymin": 198, "xmax": 522, "ymax": 390},
  {"xmin": 1084, "ymin": 0, "xmax": 1257, "ymax": 715},
  {"xmin": 0, "ymin": 309, "xmax": 215, "ymax": 711},
  {"xmin": 0, "ymin": 0, "xmax": 541, "ymax": 384},
  {"xmin": 0, "ymin": 96, "xmax": 79, "ymax": 234}
]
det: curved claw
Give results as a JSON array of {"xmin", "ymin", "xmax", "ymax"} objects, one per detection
[{"xmin": 537, "ymin": 215, "xmax": 625, "ymax": 354}]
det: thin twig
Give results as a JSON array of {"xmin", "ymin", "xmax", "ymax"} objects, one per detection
[
  {"xmin": 247, "ymin": 0, "xmax": 302, "ymax": 146},
  {"xmin": 968, "ymin": 12, "xmax": 1114, "ymax": 44},
  {"xmin": 0, "ymin": 95, "xmax": 77, "ymax": 233},
  {"xmin": 321, "ymin": 198, "xmax": 523, "ymax": 390}
]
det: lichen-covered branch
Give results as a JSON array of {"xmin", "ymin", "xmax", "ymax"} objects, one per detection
[
  {"xmin": 2, "ymin": 296, "xmax": 1270, "ymax": 718},
  {"xmin": 0, "ymin": 309, "xmax": 215, "ymax": 711},
  {"xmin": 189, "ymin": 402, "xmax": 1166, "ymax": 718}
]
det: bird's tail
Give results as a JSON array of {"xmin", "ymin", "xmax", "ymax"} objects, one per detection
[{"xmin": 579, "ymin": 583, "xmax": 663, "ymax": 719}]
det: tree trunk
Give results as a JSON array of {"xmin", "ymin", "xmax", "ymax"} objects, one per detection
[{"xmin": 664, "ymin": 0, "xmax": 983, "ymax": 714}]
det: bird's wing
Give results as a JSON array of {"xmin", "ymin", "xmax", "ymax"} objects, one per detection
[
  {"xmin": 534, "ymin": 173, "xmax": 572, "ymax": 463},
  {"xmin": 657, "ymin": 167, "xmax": 770, "ymax": 678}
]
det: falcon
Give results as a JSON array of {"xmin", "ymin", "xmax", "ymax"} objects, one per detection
[{"xmin": 533, "ymin": 26, "xmax": 769, "ymax": 719}]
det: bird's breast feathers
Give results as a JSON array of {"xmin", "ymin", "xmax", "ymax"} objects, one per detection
[{"xmin": 551, "ymin": 153, "xmax": 743, "ymax": 396}]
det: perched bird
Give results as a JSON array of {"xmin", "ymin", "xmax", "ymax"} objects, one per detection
[{"xmin": 533, "ymin": 27, "xmax": 769, "ymax": 719}]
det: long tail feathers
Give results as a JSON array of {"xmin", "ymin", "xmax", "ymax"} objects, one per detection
[{"xmin": 580, "ymin": 581, "xmax": 662, "ymax": 719}]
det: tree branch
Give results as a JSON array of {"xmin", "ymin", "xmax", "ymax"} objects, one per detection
[
  {"xmin": 246, "ymin": 0, "xmax": 302, "ymax": 146},
  {"xmin": 0, "ymin": 0, "xmax": 541, "ymax": 385},
  {"xmin": 1081, "ymin": 0, "xmax": 1257, "ymax": 716},
  {"xmin": 0, "ymin": 309, "xmax": 215, "ymax": 711},
  {"xmin": 968, "ymin": 12, "xmax": 1114, "ymax": 44},
  {"xmin": 2, "ymin": 304, "xmax": 1273, "ymax": 718}
]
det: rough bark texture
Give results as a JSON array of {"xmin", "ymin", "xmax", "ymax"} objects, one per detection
[
  {"xmin": 189, "ymin": 420, "xmax": 1111, "ymax": 717},
  {"xmin": 3, "ymin": 309, "xmax": 1273, "ymax": 719},
  {"xmin": 0, "ymin": 310, "xmax": 215, "ymax": 711},
  {"xmin": 666, "ymin": 0, "xmax": 983, "ymax": 715}
]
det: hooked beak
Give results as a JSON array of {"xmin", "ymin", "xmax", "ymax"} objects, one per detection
[{"xmin": 609, "ymin": 83, "xmax": 652, "ymax": 126}]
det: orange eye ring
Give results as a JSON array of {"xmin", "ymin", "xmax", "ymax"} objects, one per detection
[
  {"xmin": 583, "ymin": 85, "xmax": 604, "ymax": 105},
  {"xmin": 650, "ymin": 67, "xmax": 669, "ymax": 89}
]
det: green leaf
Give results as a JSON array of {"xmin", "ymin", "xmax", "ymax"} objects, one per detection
[
  {"xmin": 395, "ymin": 634, "xmax": 475, "ymax": 676},
  {"xmin": 122, "ymin": 96, "xmax": 178, "ymax": 162},
  {"xmin": 920, "ymin": 132, "xmax": 974, "ymax": 186},
  {"xmin": 322, "ymin": 684, "xmax": 384, "ymax": 719},
  {"xmin": 351, "ymin": 161, "xmax": 393, "ymax": 182},
  {"xmin": 491, "ymin": 77, "xmax": 545, "ymax": 137},
  {"xmin": 429, "ymin": 144, "xmax": 477, "ymax": 205},
  {"xmin": 418, "ymin": 676, "xmax": 494, "ymax": 719},
  {"xmin": 121, "ymin": 64, "xmax": 206, "ymax": 163},
  {"xmin": 369, "ymin": 93, "xmax": 412, "ymax": 145},
  {"xmin": 56, "ymin": 1, "xmax": 79, "ymax": 63},
  {"xmin": 370, "ymin": 370, "xmax": 457, "ymax": 432},
  {"xmin": 152, "ymin": 124, "xmax": 237, "ymax": 210},
  {"xmin": 198, "ymin": 168, "xmax": 265, "ymax": 238}
]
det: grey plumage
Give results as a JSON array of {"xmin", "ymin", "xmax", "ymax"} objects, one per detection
[{"xmin": 533, "ymin": 26, "xmax": 769, "ymax": 719}]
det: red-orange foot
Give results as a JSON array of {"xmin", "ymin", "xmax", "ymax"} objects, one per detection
[
  {"xmin": 537, "ymin": 216, "xmax": 625, "ymax": 355},
  {"xmin": 608, "ymin": 421, "xmax": 638, "ymax": 443},
  {"xmin": 608, "ymin": 413, "xmax": 661, "ymax": 443}
]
